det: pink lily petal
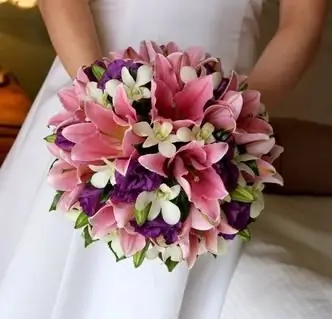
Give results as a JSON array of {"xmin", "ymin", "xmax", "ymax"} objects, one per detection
[
  {"xmin": 218, "ymin": 71, "xmax": 239, "ymax": 99},
  {"xmin": 113, "ymin": 85, "xmax": 137, "ymax": 124},
  {"xmin": 56, "ymin": 184, "xmax": 85, "ymax": 212},
  {"xmin": 240, "ymin": 90, "xmax": 261, "ymax": 118},
  {"xmin": 256, "ymin": 159, "xmax": 277, "ymax": 177},
  {"xmin": 89, "ymin": 205, "xmax": 117, "ymax": 239},
  {"xmin": 173, "ymin": 156, "xmax": 191, "ymax": 198},
  {"xmin": 164, "ymin": 42, "xmax": 180, "ymax": 55},
  {"xmin": 263, "ymin": 145, "xmax": 284, "ymax": 163},
  {"xmin": 260, "ymin": 172, "xmax": 284, "ymax": 186},
  {"xmin": 154, "ymin": 54, "xmax": 180, "ymax": 93},
  {"xmin": 234, "ymin": 132, "xmax": 270, "ymax": 145},
  {"xmin": 62, "ymin": 123, "xmax": 96, "ymax": 143},
  {"xmin": 48, "ymin": 160, "xmax": 78, "ymax": 191},
  {"xmin": 85, "ymin": 101, "xmax": 119, "ymax": 134},
  {"xmin": 167, "ymin": 52, "xmax": 183, "ymax": 75},
  {"xmin": 187, "ymin": 234, "xmax": 199, "ymax": 269},
  {"xmin": 115, "ymin": 157, "xmax": 132, "ymax": 176},
  {"xmin": 186, "ymin": 46, "xmax": 205, "ymax": 66},
  {"xmin": 138, "ymin": 153, "xmax": 167, "ymax": 177},
  {"xmin": 203, "ymin": 143, "xmax": 229, "ymax": 165},
  {"xmin": 112, "ymin": 202, "xmax": 134, "ymax": 228},
  {"xmin": 174, "ymin": 75, "xmax": 213, "ymax": 122},
  {"xmin": 71, "ymin": 134, "xmax": 122, "ymax": 162},
  {"xmin": 58, "ymin": 87, "xmax": 80, "ymax": 113},
  {"xmin": 240, "ymin": 117, "xmax": 273, "ymax": 135},
  {"xmin": 217, "ymin": 217, "xmax": 238, "ymax": 235},
  {"xmin": 119, "ymin": 229, "xmax": 146, "ymax": 257},
  {"xmin": 48, "ymin": 111, "xmax": 74, "ymax": 127},
  {"xmin": 246, "ymin": 137, "xmax": 276, "ymax": 156},
  {"xmin": 151, "ymin": 79, "xmax": 174, "ymax": 120},
  {"xmin": 203, "ymin": 228, "xmax": 219, "ymax": 254},
  {"xmin": 190, "ymin": 203, "xmax": 220, "ymax": 231},
  {"xmin": 223, "ymin": 91, "xmax": 243, "ymax": 120},
  {"xmin": 204, "ymin": 104, "xmax": 236, "ymax": 132},
  {"xmin": 139, "ymin": 41, "xmax": 163, "ymax": 62}
]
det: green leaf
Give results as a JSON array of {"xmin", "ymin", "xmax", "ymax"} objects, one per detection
[
  {"xmin": 83, "ymin": 226, "xmax": 96, "ymax": 248},
  {"xmin": 92, "ymin": 65, "xmax": 106, "ymax": 81},
  {"xmin": 246, "ymin": 160, "xmax": 259, "ymax": 176},
  {"xmin": 165, "ymin": 258, "xmax": 179, "ymax": 272},
  {"xmin": 108, "ymin": 242, "xmax": 126, "ymax": 263},
  {"xmin": 74, "ymin": 212, "xmax": 89, "ymax": 229},
  {"xmin": 134, "ymin": 202, "xmax": 151, "ymax": 226},
  {"xmin": 133, "ymin": 241, "xmax": 150, "ymax": 268},
  {"xmin": 238, "ymin": 229, "xmax": 252, "ymax": 242},
  {"xmin": 230, "ymin": 186, "xmax": 255, "ymax": 203},
  {"xmin": 44, "ymin": 133, "xmax": 56, "ymax": 143},
  {"xmin": 49, "ymin": 191, "xmax": 64, "ymax": 212}
]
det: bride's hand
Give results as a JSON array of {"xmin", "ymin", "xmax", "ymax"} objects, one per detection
[{"xmin": 38, "ymin": 0, "xmax": 102, "ymax": 78}]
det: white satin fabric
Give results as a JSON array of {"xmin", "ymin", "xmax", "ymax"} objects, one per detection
[{"xmin": 1, "ymin": 0, "xmax": 331, "ymax": 318}]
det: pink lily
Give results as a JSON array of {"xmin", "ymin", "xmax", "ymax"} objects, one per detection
[
  {"xmin": 56, "ymin": 184, "xmax": 85, "ymax": 213},
  {"xmin": 151, "ymin": 75, "xmax": 214, "ymax": 125}
]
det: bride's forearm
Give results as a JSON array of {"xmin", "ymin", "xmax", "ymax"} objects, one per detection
[
  {"xmin": 38, "ymin": 0, "xmax": 102, "ymax": 78},
  {"xmin": 248, "ymin": 0, "xmax": 326, "ymax": 107}
]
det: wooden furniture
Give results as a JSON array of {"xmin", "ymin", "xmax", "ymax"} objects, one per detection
[{"xmin": 0, "ymin": 69, "xmax": 31, "ymax": 164}]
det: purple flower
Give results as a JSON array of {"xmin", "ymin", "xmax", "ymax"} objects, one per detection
[
  {"xmin": 214, "ymin": 148, "xmax": 239, "ymax": 193},
  {"xmin": 111, "ymin": 160, "xmax": 163, "ymax": 203},
  {"xmin": 220, "ymin": 201, "xmax": 251, "ymax": 239},
  {"xmin": 55, "ymin": 128, "xmax": 75, "ymax": 152},
  {"xmin": 98, "ymin": 59, "xmax": 140, "ymax": 89},
  {"xmin": 78, "ymin": 185, "xmax": 103, "ymax": 217},
  {"xmin": 131, "ymin": 217, "xmax": 182, "ymax": 245}
]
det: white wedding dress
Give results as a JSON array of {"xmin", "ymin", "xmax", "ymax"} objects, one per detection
[{"xmin": 1, "ymin": 1, "xmax": 332, "ymax": 318}]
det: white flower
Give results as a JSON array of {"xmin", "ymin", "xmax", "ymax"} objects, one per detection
[
  {"xmin": 89, "ymin": 158, "xmax": 116, "ymax": 189},
  {"xmin": 105, "ymin": 65, "xmax": 152, "ymax": 102},
  {"xmin": 146, "ymin": 244, "xmax": 183, "ymax": 262},
  {"xmin": 250, "ymin": 183, "xmax": 265, "ymax": 219},
  {"xmin": 180, "ymin": 66, "xmax": 222, "ymax": 89},
  {"xmin": 177, "ymin": 122, "xmax": 216, "ymax": 144},
  {"xmin": 133, "ymin": 121, "xmax": 179, "ymax": 158},
  {"xmin": 135, "ymin": 184, "xmax": 181, "ymax": 225},
  {"xmin": 86, "ymin": 82, "xmax": 111, "ymax": 107}
]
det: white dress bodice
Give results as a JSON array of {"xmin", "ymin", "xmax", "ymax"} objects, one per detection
[{"xmin": 91, "ymin": 0, "xmax": 264, "ymax": 73}]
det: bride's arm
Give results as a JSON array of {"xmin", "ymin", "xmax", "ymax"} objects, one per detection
[
  {"xmin": 248, "ymin": 0, "xmax": 327, "ymax": 106},
  {"xmin": 38, "ymin": 0, "xmax": 102, "ymax": 78}
]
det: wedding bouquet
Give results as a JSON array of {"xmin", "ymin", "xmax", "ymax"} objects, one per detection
[{"xmin": 45, "ymin": 41, "xmax": 283, "ymax": 271}]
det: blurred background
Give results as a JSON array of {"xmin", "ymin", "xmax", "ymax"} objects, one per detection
[{"xmin": 0, "ymin": 0, "xmax": 331, "ymax": 163}]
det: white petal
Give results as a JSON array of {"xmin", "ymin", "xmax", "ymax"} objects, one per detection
[
  {"xmin": 237, "ymin": 162, "xmax": 255, "ymax": 176},
  {"xmin": 88, "ymin": 164, "xmax": 107, "ymax": 172},
  {"xmin": 143, "ymin": 135, "xmax": 159, "ymax": 148},
  {"xmin": 237, "ymin": 172, "xmax": 246, "ymax": 187},
  {"xmin": 86, "ymin": 82, "xmax": 102, "ymax": 100},
  {"xmin": 141, "ymin": 87, "xmax": 151, "ymax": 99},
  {"xmin": 110, "ymin": 236, "xmax": 125, "ymax": 259},
  {"xmin": 166, "ymin": 245, "xmax": 183, "ymax": 262},
  {"xmin": 176, "ymin": 127, "xmax": 193, "ymax": 142},
  {"xmin": 169, "ymin": 185, "xmax": 181, "ymax": 200},
  {"xmin": 136, "ymin": 65, "xmax": 153, "ymax": 87},
  {"xmin": 90, "ymin": 170, "xmax": 112, "ymax": 188},
  {"xmin": 121, "ymin": 67, "xmax": 136, "ymax": 87},
  {"xmin": 132, "ymin": 122, "xmax": 153, "ymax": 137},
  {"xmin": 160, "ymin": 122, "xmax": 173, "ymax": 137},
  {"xmin": 148, "ymin": 199, "xmax": 161, "ymax": 221},
  {"xmin": 159, "ymin": 183, "xmax": 172, "ymax": 194},
  {"xmin": 250, "ymin": 195, "xmax": 265, "ymax": 219},
  {"xmin": 146, "ymin": 247, "xmax": 160, "ymax": 260},
  {"xmin": 166, "ymin": 134, "xmax": 179, "ymax": 145},
  {"xmin": 180, "ymin": 66, "xmax": 198, "ymax": 83},
  {"xmin": 105, "ymin": 79, "xmax": 121, "ymax": 97},
  {"xmin": 65, "ymin": 209, "xmax": 81, "ymax": 222},
  {"xmin": 159, "ymin": 141, "xmax": 176, "ymax": 158},
  {"xmin": 212, "ymin": 72, "xmax": 222, "ymax": 90},
  {"xmin": 161, "ymin": 200, "xmax": 181, "ymax": 225},
  {"xmin": 135, "ymin": 191, "xmax": 153, "ymax": 211}
]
